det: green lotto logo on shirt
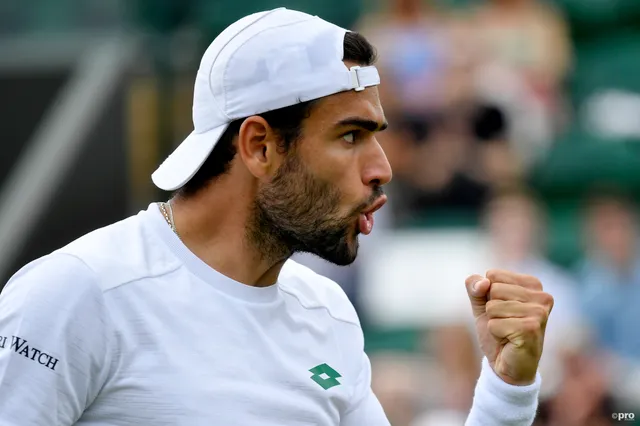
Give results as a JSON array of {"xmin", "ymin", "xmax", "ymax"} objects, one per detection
[{"xmin": 309, "ymin": 363, "xmax": 341, "ymax": 390}]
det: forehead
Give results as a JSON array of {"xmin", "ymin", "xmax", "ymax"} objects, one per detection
[{"xmin": 307, "ymin": 86, "xmax": 385, "ymax": 129}]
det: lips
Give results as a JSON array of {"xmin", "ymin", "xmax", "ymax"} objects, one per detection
[
  {"xmin": 358, "ymin": 195, "xmax": 387, "ymax": 235},
  {"xmin": 363, "ymin": 195, "xmax": 388, "ymax": 216}
]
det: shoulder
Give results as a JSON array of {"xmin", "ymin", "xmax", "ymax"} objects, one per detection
[
  {"xmin": 2, "ymin": 252, "xmax": 106, "ymax": 324},
  {"xmin": 54, "ymin": 209, "xmax": 180, "ymax": 292},
  {"xmin": 1, "ymin": 253, "xmax": 115, "ymax": 406},
  {"xmin": 279, "ymin": 259, "xmax": 361, "ymax": 329},
  {"xmin": 5, "ymin": 206, "xmax": 179, "ymax": 299}
]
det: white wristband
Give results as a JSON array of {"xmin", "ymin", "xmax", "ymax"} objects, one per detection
[{"xmin": 465, "ymin": 357, "xmax": 541, "ymax": 426}]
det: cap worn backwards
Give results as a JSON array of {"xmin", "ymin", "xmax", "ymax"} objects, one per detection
[{"xmin": 151, "ymin": 8, "xmax": 380, "ymax": 191}]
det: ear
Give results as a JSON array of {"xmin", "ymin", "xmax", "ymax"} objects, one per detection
[{"xmin": 236, "ymin": 116, "xmax": 284, "ymax": 179}]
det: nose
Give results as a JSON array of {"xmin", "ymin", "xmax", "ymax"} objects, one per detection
[{"xmin": 362, "ymin": 139, "xmax": 393, "ymax": 187}]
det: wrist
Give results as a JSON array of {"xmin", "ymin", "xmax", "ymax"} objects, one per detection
[
  {"xmin": 497, "ymin": 371, "xmax": 537, "ymax": 387},
  {"xmin": 490, "ymin": 359, "xmax": 538, "ymax": 387},
  {"xmin": 481, "ymin": 357, "xmax": 541, "ymax": 401}
]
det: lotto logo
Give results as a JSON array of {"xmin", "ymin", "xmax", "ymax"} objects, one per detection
[{"xmin": 612, "ymin": 412, "xmax": 635, "ymax": 422}]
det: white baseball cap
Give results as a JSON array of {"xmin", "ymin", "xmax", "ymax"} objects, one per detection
[{"xmin": 152, "ymin": 7, "xmax": 381, "ymax": 191}]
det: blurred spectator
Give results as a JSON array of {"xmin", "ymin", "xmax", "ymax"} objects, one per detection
[
  {"xmin": 578, "ymin": 190, "xmax": 640, "ymax": 361},
  {"xmin": 534, "ymin": 351, "xmax": 616, "ymax": 426},
  {"xmin": 370, "ymin": 342, "xmax": 474, "ymax": 426},
  {"xmin": 461, "ymin": 0, "xmax": 573, "ymax": 165},
  {"xmin": 571, "ymin": 188, "xmax": 640, "ymax": 411},
  {"xmin": 356, "ymin": 0, "xmax": 454, "ymax": 117},
  {"xmin": 482, "ymin": 187, "xmax": 587, "ymax": 398},
  {"xmin": 370, "ymin": 353, "xmax": 423, "ymax": 426},
  {"xmin": 421, "ymin": 324, "xmax": 479, "ymax": 424},
  {"xmin": 480, "ymin": 187, "xmax": 621, "ymax": 425},
  {"xmin": 468, "ymin": 0, "xmax": 571, "ymax": 97},
  {"xmin": 382, "ymin": 107, "xmax": 501, "ymax": 224}
]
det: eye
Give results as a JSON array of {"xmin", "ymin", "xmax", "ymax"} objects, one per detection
[{"xmin": 342, "ymin": 132, "xmax": 356, "ymax": 144}]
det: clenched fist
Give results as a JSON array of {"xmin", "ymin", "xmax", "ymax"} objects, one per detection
[{"xmin": 465, "ymin": 269, "xmax": 554, "ymax": 386}]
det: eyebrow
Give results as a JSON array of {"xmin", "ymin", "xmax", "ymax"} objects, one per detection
[{"xmin": 335, "ymin": 117, "xmax": 388, "ymax": 132}]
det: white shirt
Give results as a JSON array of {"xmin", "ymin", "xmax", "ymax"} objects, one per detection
[{"xmin": 0, "ymin": 204, "xmax": 540, "ymax": 425}]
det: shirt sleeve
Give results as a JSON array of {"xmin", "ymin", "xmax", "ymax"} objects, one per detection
[
  {"xmin": 465, "ymin": 357, "xmax": 541, "ymax": 426},
  {"xmin": 341, "ymin": 351, "xmax": 391, "ymax": 426},
  {"xmin": 0, "ymin": 253, "xmax": 114, "ymax": 426}
]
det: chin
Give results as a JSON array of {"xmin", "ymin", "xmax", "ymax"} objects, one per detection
[
  {"xmin": 323, "ymin": 240, "xmax": 359, "ymax": 266},
  {"xmin": 325, "ymin": 254, "xmax": 357, "ymax": 267},
  {"xmin": 300, "ymin": 225, "xmax": 360, "ymax": 266}
]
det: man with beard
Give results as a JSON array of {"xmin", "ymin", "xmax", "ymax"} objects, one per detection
[{"xmin": 0, "ymin": 8, "xmax": 552, "ymax": 426}]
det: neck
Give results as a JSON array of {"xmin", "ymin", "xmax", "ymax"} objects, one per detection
[{"xmin": 169, "ymin": 188, "xmax": 287, "ymax": 288}]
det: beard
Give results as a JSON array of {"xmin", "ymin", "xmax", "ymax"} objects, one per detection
[{"xmin": 248, "ymin": 153, "xmax": 381, "ymax": 266}]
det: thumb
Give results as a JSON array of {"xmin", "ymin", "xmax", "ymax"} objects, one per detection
[{"xmin": 465, "ymin": 274, "xmax": 491, "ymax": 318}]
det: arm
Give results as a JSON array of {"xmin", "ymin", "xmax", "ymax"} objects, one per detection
[
  {"xmin": 0, "ymin": 254, "xmax": 113, "ymax": 425},
  {"xmin": 343, "ymin": 270, "xmax": 548, "ymax": 426},
  {"xmin": 341, "ymin": 352, "xmax": 540, "ymax": 426},
  {"xmin": 463, "ymin": 271, "xmax": 552, "ymax": 426}
]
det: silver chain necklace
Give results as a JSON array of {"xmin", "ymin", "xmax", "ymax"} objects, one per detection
[{"xmin": 158, "ymin": 201, "xmax": 180, "ymax": 240}]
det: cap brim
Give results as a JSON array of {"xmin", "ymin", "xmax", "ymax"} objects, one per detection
[{"xmin": 151, "ymin": 123, "xmax": 229, "ymax": 191}]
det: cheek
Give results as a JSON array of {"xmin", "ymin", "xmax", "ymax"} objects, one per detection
[
  {"xmin": 331, "ymin": 170, "xmax": 364, "ymax": 215},
  {"xmin": 300, "ymin": 143, "xmax": 365, "ymax": 211},
  {"xmin": 330, "ymin": 153, "xmax": 364, "ymax": 196}
]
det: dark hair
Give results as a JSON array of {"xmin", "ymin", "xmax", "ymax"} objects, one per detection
[
  {"xmin": 176, "ymin": 31, "xmax": 377, "ymax": 198},
  {"xmin": 584, "ymin": 184, "xmax": 637, "ymax": 213}
]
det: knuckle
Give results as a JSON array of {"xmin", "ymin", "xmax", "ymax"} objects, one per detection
[
  {"xmin": 486, "ymin": 269, "xmax": 499, "ymax": 282},
  {"xmin": 485, "ymin": 300, "xmax": 499, "ymax": 315},
  {"xmin": 543, "ymin": 292, "xmax": 555, "ymax": 309},
  {"xmin": 531, "ymin": 277, "xmax": 543, "ymax": 291},
  {"xmin": 488, "ymin": 282, "xmax": 505, "ymax": 299},
  {"xmin": 521, "ymin": 273, "xmax": 542, "ymax": 290},
  {"xmin": 534, "ymin": 305, "xmax": 548, "ymax": 321},
  {"xmin": 521, "ymin": 287, "xmax": 535, "ymax": 300},
  {"xmin": 524, "ymin": 317, "xmax": 542, "ymax": 334}
]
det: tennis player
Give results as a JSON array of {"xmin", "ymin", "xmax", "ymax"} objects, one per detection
[{"xmin": 0, "ymin": 8, "xmax": 553, "ymax": 425}]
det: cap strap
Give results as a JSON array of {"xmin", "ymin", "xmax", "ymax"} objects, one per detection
[{"xmin": 349, "ymin": 65, "xmax": 380, "ymax": 92}]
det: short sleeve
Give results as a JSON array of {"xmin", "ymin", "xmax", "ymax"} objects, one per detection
[
  {"xmin": 0, "ymin": 253, "xmax": 114, "ymax": 425},
  {"xmin": 341, "ymin": 351, "xmax": 390, "ymax": 426}
]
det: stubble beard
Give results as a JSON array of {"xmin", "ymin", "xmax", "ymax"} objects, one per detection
[{"xmin": 247, "ymin": 153, "xmax": 362, "ymax": 267}]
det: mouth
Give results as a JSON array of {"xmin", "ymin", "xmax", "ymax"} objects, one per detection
[
  {"xmin": 362, "ymin": 195, "xmax": 388, "ymax": 216},
  {"xmin": 358, "ymin": 195, "xmax": 388, "ymax": 236}
]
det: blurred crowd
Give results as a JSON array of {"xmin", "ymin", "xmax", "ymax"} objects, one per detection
[
  {"xmin": 293, "ymin": 0, "xmax": 640, "ymax": 425},
  {"xmin": 360, "ymin": 0, "xmax": 570, "ymax": 223},
  {"xmin": 352, "ymin": 186, "xmax": 640, "ymax": 426}
]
